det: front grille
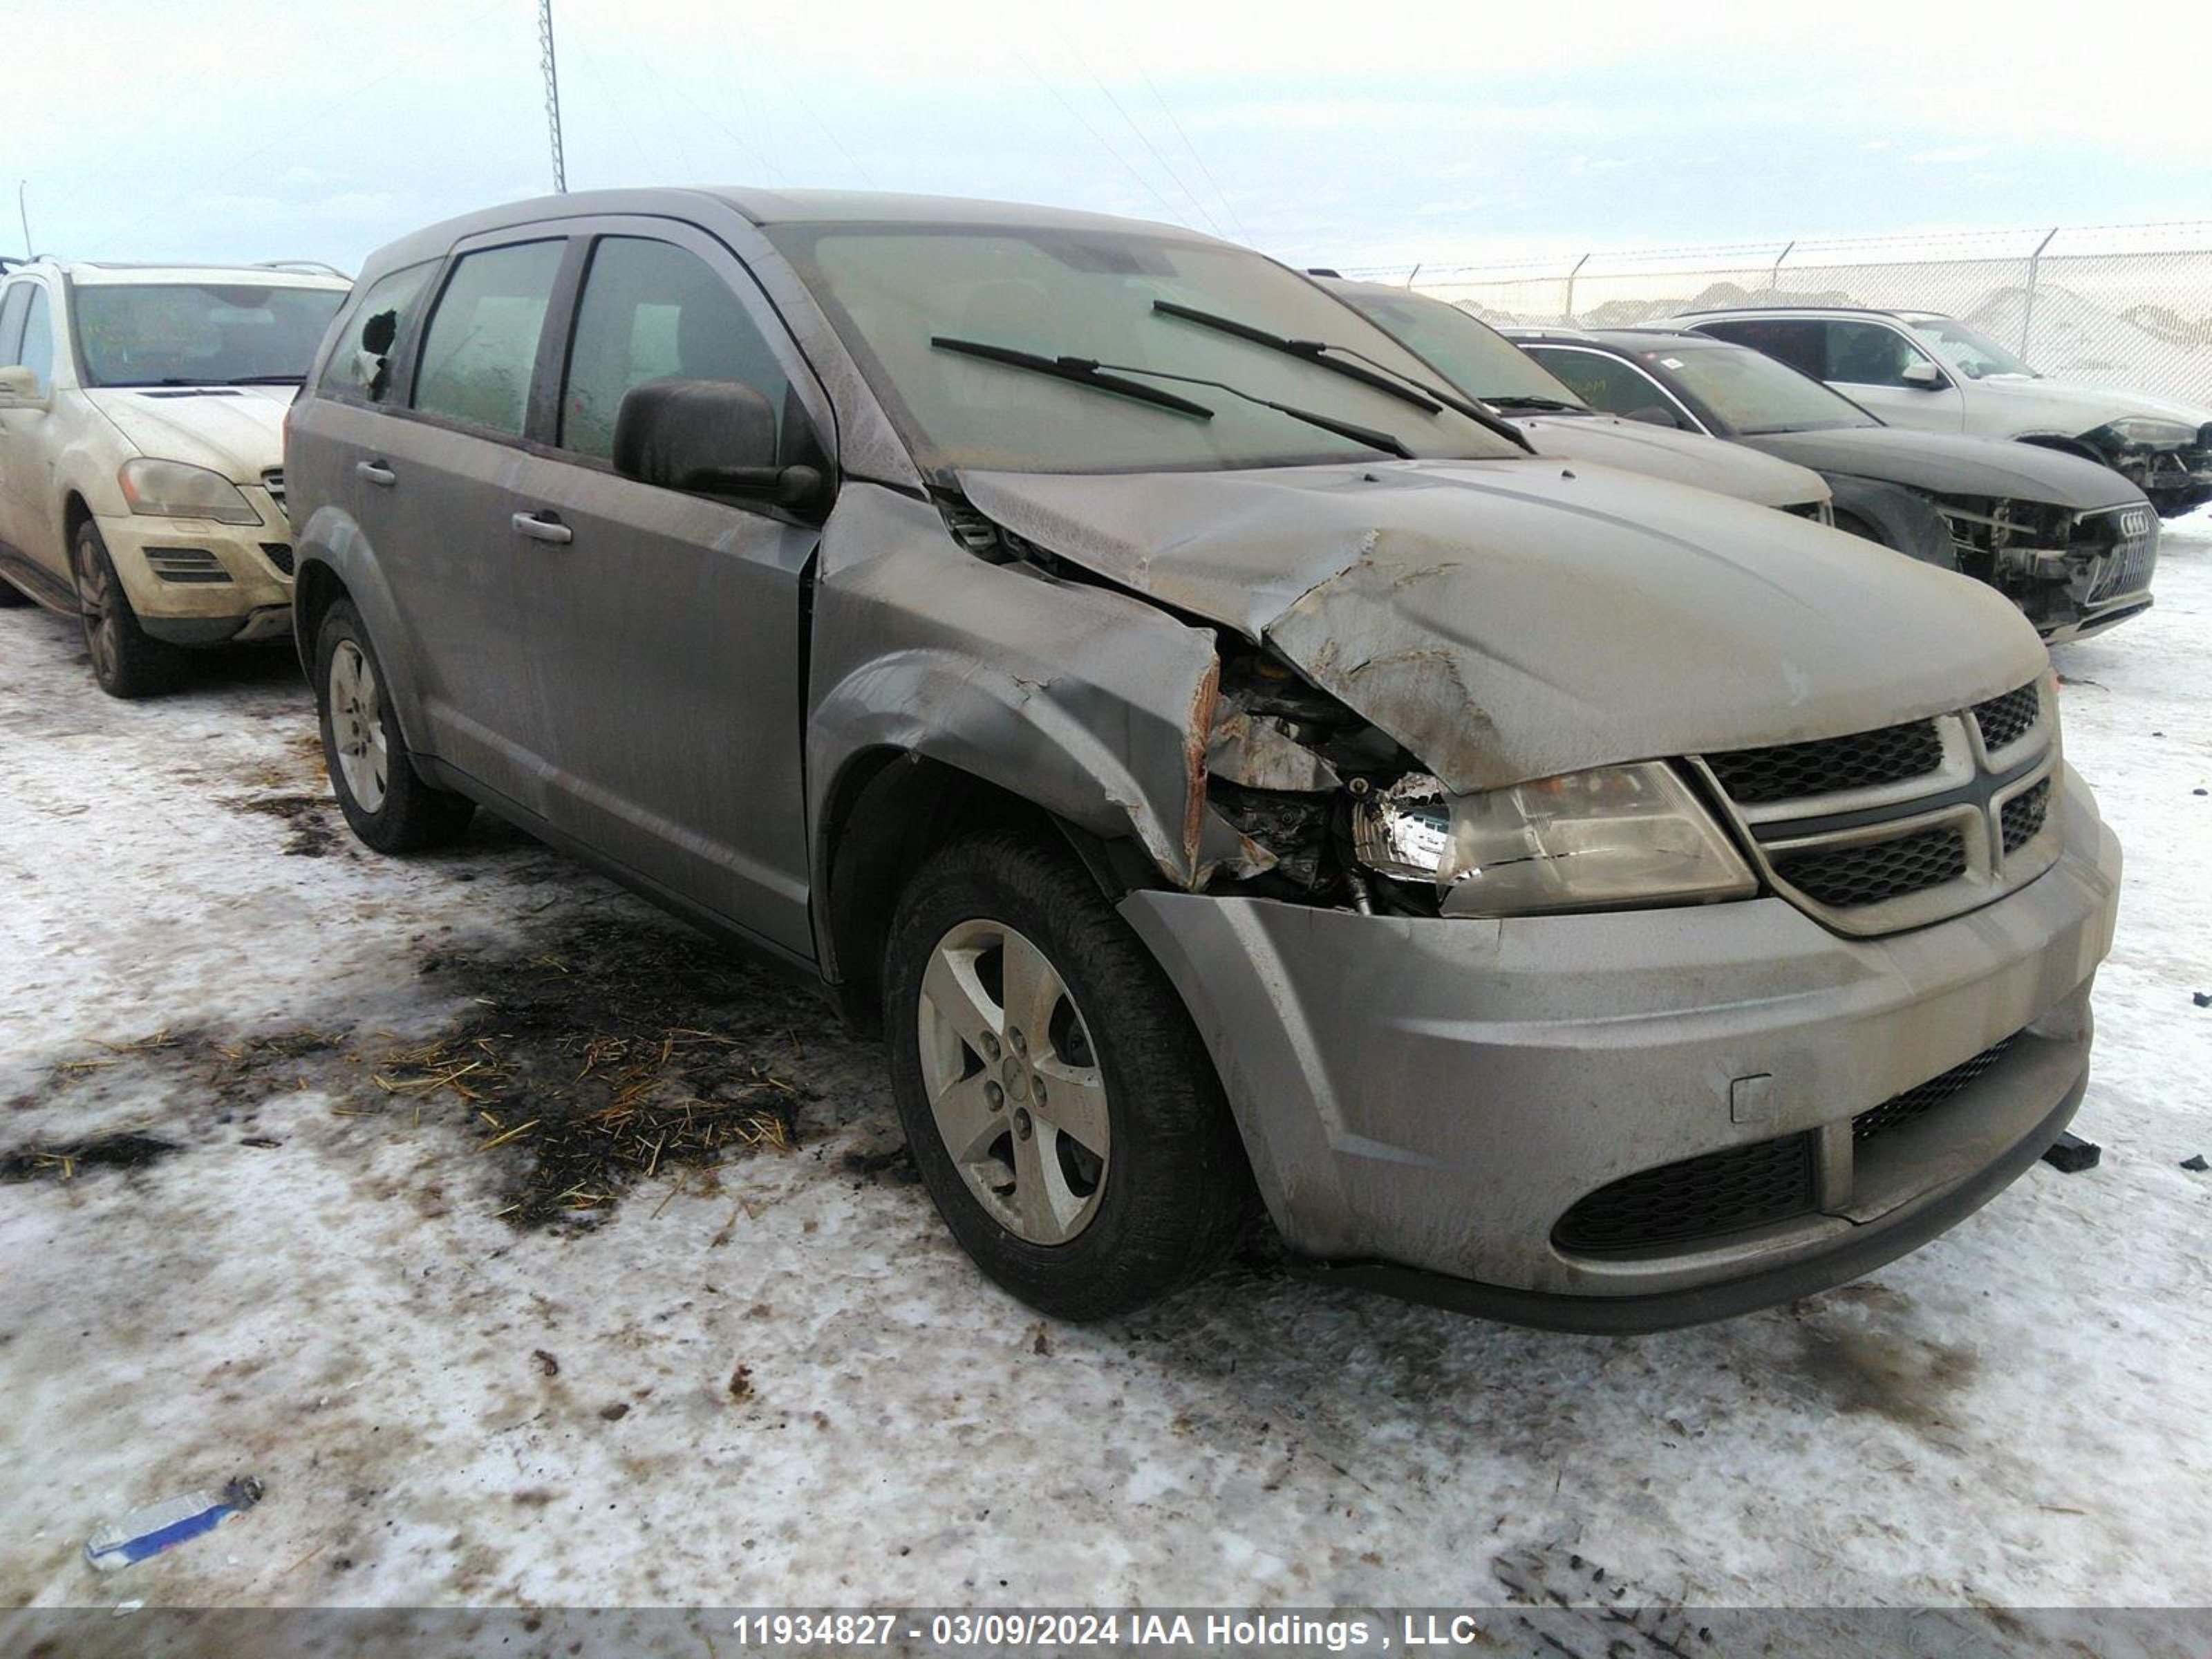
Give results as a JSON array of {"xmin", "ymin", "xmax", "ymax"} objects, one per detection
[
  {"xmin": 144, "ymin": 547, "xmax": 231, "ymax": 585},
  {"xmin": 259, "ymin": 542, "xmax": 295, "ymax": 576},
  {"xmin": 1705, "ymin": 718, "xmax": 1943, "ymax": 805},
  {"xmin": 1853, "ymin": 1038, "xmax": 2016, "ymax": 1143},
  {"xmin": 262, "ymin": 467, "xmax": 286, "ymax": 508},
  {"xmin": 1554, "ymin": 1133, "xmax": 1816, "ymax": 1255},
  {"xmin": 1771, "ymin": 823, "xmax": 1967, "ymax": 908},
  {"xmin": 1972, "ymin": 682, "xmax": 2042, "ymax": 751},
  {"xmin": 2089, "ymin": 527, "xmax": 2157, "ymax": 602},
  {"xmin": 2000, "ymin": 779, "xmax": 2051, "ymax": 852}
]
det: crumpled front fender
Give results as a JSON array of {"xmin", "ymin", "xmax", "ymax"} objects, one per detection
[{"xmin": 808, "ymin": 486, "xmax": 1221, "ymax": 891}]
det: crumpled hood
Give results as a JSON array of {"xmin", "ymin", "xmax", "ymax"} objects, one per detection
[
  {"xmin": 1969, "ymin": 375, "xmax": 2212, "ymax": 440},
  {"xmin": 85, "ymin": 385, "xmax": 290, "ymax": 482},
  {"xmin": 1743, "ymin": 425, "xmax": 2144, "ymax": 510},
  {"xmin": 961, "ymin": 459, "xmax": 2046, "ymax": 795},
  {"xmin": 1513, "ymin": 411, "xmax": 1828, "ymax": 509}
]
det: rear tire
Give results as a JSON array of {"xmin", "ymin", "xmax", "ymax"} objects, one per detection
[
  {"xmin": 883, "ymin": 829, "xmax": 1254, "ymax": 1320},
  {"xmin": 72, "ymin": 521, "xmax": 183, "ymax": 698},
  {"xmin": 314, "ymin": 598, "xmax": 474, "ymax": 853}
]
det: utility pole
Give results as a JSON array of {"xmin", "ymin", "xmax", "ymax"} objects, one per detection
[{"xmin": 537, "ymin": 0, "xmax": 568, "ymax": 194}]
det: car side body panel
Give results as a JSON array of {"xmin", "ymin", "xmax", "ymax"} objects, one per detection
[{"xmin": 808, "ymin": 485, "xmax": 1222, "ymax": 917}]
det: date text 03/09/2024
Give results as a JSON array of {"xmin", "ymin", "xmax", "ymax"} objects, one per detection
[{"xmin": 729, "ymin": 1613, "xmax": 1403, "ymax": 1649}]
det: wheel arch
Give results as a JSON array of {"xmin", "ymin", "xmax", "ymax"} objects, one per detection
[
  {"xmin": 814, "ymin": 747, "xmax": 1160, "ymax": 1034},
  {"xmin": 2016, "ymin": 432, "xmax": 2109, "ymax": 467},
  {"xmin": 290, "ymin": 507, "xmax": 435, "ymax": 753}
]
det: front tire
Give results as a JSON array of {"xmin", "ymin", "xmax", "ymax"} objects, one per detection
[
  {"xmin": 72, "ymin": 521, "xmax": 182, "ymax": 698},
  {"xmin": 314, "ymin": 599, "xmax": 474, "ymax": 853},
  {"xmin": 883, "ymin": 830, "xmax": 1253, "ymax": 1320}
]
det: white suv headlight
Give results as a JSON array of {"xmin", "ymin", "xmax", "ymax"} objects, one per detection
[
  {"xmin": 1353, "ymin": 762, "xmax": 1756, "ymax": 917},
  {"xmin": 118, "ymin": 459, "xmax": 260, "ymax": 525}
]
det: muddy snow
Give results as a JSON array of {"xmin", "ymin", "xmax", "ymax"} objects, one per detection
[{"xmin": 1, "ymin": 516, "xmax": 2209, "ymax": 1628}]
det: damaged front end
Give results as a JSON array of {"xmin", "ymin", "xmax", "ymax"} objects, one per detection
[
  {"xmin": 2077, "ymin": 418, "xmax": 2212, "ymax": 518},
  {"xmin": 1200, "ymin": 644, "xmax": 1757, "ymax": 920},
  {"xmin": 1931, "ymin": 493, "xmax": 2158, "ymax": 641}
]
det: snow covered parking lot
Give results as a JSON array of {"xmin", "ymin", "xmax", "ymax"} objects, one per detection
[{"xmin": 1, "ymin": 516, "xmax": 2209, "ymax": 1629}]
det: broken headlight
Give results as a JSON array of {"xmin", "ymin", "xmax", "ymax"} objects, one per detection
[
  {"xmin": 2086, "ymin": 417, "xmax": 2195, "ymax": 451},
  {"xmin": 1353, "ymin": 762, "xmax": 1756, "ymax": 918},
  {"xmin": 118, "ymin": 459, "xmax": 261, "ymax": 525}
]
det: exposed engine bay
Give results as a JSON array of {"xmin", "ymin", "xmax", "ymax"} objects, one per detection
[{"xmin": 1931, "ymin": 494, "xmax": 2158, "ymax": 636}]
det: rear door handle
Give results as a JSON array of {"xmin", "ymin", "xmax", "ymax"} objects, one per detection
[
  {"xmin": 356, "ymin": 460, "xmax": 395, "ymax": 486},
  {"xmin": 511, "ymin": 511, "xmax": 573, "ymax": 545}
]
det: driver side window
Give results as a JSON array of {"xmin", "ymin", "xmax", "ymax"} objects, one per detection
[
  {"xmin": 13, "ymin": 287, "xmax": 55, "ymax": 394},
  {"xmin": 1532, "ymin": 350, "xmax": 1684, "ymax": 427},
  {"xmin": 1822, "ymin": 321, "xmax": 1936, "ymax": 388},
  {"xmin": 558, "ymin": 236, "xmax": 805, "ymax": 466}
]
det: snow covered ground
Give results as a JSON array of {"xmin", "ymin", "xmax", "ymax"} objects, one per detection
[{"xmin": 1, "ymin": 515, "xmax": 2208, "ymax": 1635}]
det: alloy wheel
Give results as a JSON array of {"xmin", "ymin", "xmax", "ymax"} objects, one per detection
[
  {"xmin": 73, "ymin": 535, "xmax": 120, "ymax": 686},
  {"xmin": 916, "ymin": 918, "xmax": 1111, "ymax": 1245},
  {"xmin": 328, "ymin": 639, "xmax": 389, "ymax": 814}
]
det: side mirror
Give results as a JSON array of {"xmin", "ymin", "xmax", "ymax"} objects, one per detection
[
  {"xmin": 0, "ymin": 364, "xmax": 44, "ymax": 404},
  {"xmin": 613, "ymin": 377, "xmax": 829, "ymax": 510},
  {"xmin": 1900, "ymin": 360, "xmax": 1947, "ymax": 390}
]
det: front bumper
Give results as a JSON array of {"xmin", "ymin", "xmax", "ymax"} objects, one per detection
[
  {"xmin": 2042, "ymin": 594, "xmax": 2153, "ymax": 646},
  {"xmin": 1121, "ymin": 770, "xmax": 2121, "ymax": 1329},
  {"xmin": 98, "ymin": 490, "xmax": 294, "ymax": 645}
]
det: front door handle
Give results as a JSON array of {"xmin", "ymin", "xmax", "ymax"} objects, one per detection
[
  {"xmin": 511, "ymin": 511, "xmax": 573, "ymax": 545},
  {"xmin": 356, "ymin": 460, "xmax": 395, "ymax": 487}
]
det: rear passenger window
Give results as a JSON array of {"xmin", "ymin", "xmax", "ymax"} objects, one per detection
[
  {"xmin": 1698, "ymin": 317, "xmax": 1824, "ymax": 379},
  {"xmin": 411, "ymin": 241, "xmax": 563, "ymax": 437},
  {"xmin": 319, "ymin": 261, "xmax": 435, "ymax": 405},
  {"xmin": 559, "ymin": 237, "xmax": 798, "ymax": 462}
]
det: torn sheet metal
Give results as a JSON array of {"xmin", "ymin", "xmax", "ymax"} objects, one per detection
[
  {"xmin": 962, "ymin": 461, "xmax": 2047, "ymax": 796},
  {"xmin": 1205, "ymin": 705, "xmax": 1340, "ymax": 793},
  {"xmin": 808, "ymin": 485, "xmax": 1220, "ymax": 885}
]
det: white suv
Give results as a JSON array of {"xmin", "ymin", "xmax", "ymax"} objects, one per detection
[
  {"xmin": 0, "ymin": 258, "xmax": 351, "ymax": 696},
  {"xmin": 1673, "ymin": 307, "xmax": 2212, "ymax": 518}
]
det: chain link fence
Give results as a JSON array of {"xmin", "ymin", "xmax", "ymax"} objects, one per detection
[{"xmin": 1345, "ymin": 223, "xmax": 2212, "ymax": 406}]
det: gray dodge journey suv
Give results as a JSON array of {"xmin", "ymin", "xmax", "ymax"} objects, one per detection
[{"xmin": 287, "ymin": 189, "xmax": 2121, "ymax": 1330}]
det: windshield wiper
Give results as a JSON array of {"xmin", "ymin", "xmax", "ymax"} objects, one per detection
[
  {"xmin": 934, "ymin": 335, "xmax": 1412, "ymax": 459},
  {"xmin": 1151, "ymin": 299, "xmax": 1538, "ymax": 455},
  {"xmin": 932, "ymin": 337, "xmax": 1214, "ymax": 418},
  {"xmin": 222, "ymin": 374, "xmax": 305, "ymax": 385},
  {"xmin": 1089, "ymin": 360, "xmax": 1416, "ymax": 459},
  {"xmin": 1483, "ymin": 395, "xmax": 1584, "ymax": 414}
]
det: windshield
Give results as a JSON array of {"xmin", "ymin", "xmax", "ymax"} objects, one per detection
[
  {"xmin": 767, "ymin": 224, "xmax": 1525, "ymax": 475},
  {"xmin": 1904, "ymin": 315, "xmax": 2039, "ymax": 380},
  {"xmin": 1657, "ymin": 344, "xmax": 1879, "ymax": 434},
  {"xmin": 1333, "ymin": 285, "xmax": 1586, "ymax": 409},
  {"xmin": 73, "ymin": 282, "xmax": 347, "ymax": 387}
]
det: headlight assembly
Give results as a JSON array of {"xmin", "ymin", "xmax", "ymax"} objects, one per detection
[
  {"xmin": 118, "ymin": 459, "xmax": 261, "ymax": 525},
  {"xmin": 1353, "ymin": 762, "xmax": 1756, "ymax": 918},
  {"xmin": 2088, "ymin": 417, "xmax": 2195, "ymax": 450}
]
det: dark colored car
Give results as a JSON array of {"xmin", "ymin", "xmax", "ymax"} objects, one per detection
[
  {"xmin": 1670, "ymin": 306, "xmax": 2212, "ymax": 518},
  {"xmin": 1510, "ymin": 326, "xmax": 2157, "ymax": 642},
  {"xmin": 1310, "ymin": 276, "xmax": 1833, "ymax": 517}
]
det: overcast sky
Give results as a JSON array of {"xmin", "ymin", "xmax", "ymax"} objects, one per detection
[{"xmin": 10, "ymin": 0, "xmax": 2211, "ymax": 277}]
